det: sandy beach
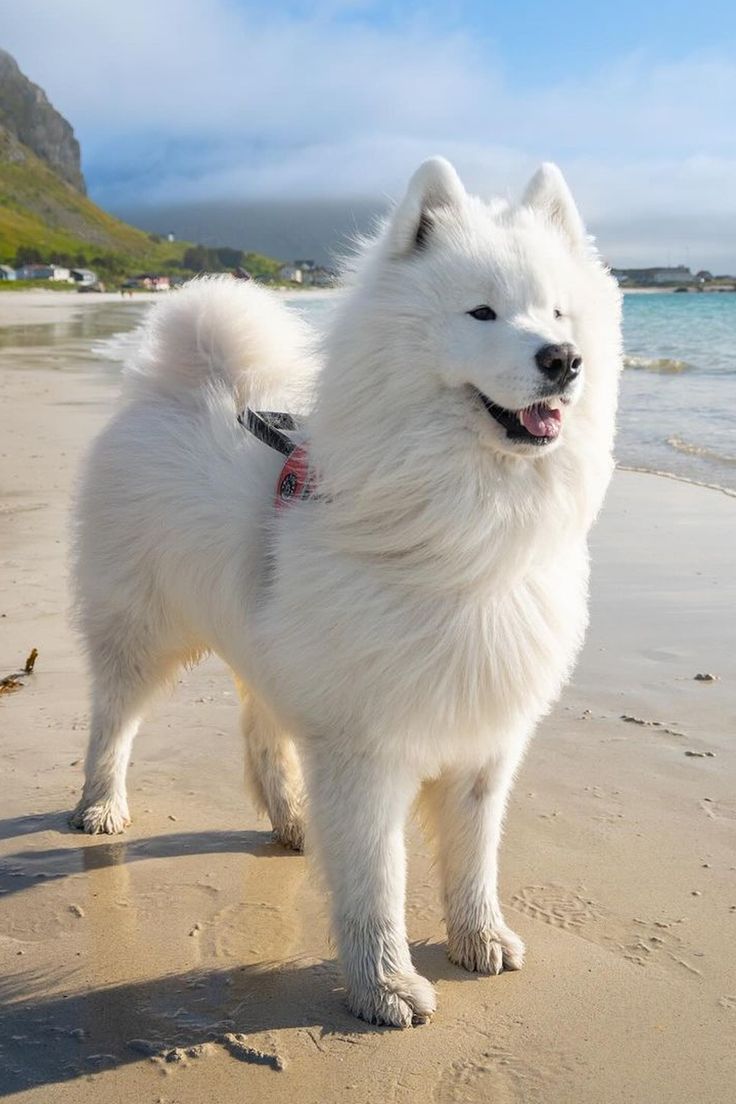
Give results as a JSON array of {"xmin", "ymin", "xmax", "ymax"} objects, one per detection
[{"xmin": 1, "ymin": 295, "xmax": 734, "ymax": 1103}]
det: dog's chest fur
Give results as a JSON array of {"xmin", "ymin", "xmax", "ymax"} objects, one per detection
[{"xmin": 256, "ymin": 468, "xmax": 590, "ymax": 766}]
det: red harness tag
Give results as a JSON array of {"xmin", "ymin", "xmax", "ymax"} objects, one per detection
[{"xmin": 275, "ymin": 444, "xmax": 316, "ymax": 509}]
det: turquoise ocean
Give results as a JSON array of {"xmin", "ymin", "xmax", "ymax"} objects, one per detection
[{"xmin": 616, "ymin": 292, "xmax": 736, "ymax": 491}]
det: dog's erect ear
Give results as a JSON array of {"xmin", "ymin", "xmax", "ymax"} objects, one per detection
[
  {"xmin": 387, "ymin": 157, "xmax": 466, "ymax": 256},
  {"xmin": 522, "ymin": 163, "xmax": 587, "ymax": 250}
]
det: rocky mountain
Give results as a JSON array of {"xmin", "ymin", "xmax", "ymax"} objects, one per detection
[
  {"xmin": 0, "ymin": 49, "xmax": 198, "ymax": 272},
  {"xmin": 0, "ymin": 47, "xmax": 86, "ymax": 193},
  {"xmin": 0, "ymin": 51, "xmax": 269, "ymax": 278}
]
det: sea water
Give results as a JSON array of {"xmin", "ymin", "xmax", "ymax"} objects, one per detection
[{"xmin": 619, "ymin": 292, "xmax": 736, "ymax": 491}]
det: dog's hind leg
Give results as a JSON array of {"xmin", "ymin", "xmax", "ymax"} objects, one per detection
[
  {"xmin": 420, "ymin": 746, "xmax": 526, "ymax": 975},
  {"xmin": 238, "ymin": 685, "xmax": 305, "ymax": 852},
  {"xmin": 71, "ymin": 619, "xmax": 191, "ymax": 835}
]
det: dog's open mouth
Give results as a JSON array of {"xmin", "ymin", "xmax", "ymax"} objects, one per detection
[{"xmin": 473, "ymin": 389, "xmax": 563, "ymax": 446}]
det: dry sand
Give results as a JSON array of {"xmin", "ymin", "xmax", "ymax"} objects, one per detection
[{"xmin": 1, "ymin": 296, "xmax": 734, "ymax": 1103}]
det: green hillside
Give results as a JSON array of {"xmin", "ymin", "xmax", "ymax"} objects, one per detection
[
  {"xmin": 0, "ymin": 46, "xmax": 292, "ymax": 289},
  {"xmin": 0, "ymin": 126, "xmax": 192, "ymax": 273},
  {"xmin": 0, "ymin": 48, "xmax": 289, "ymax": 286},
  {"xmin": 0, "ymin": 127, "xmax": 285, "ymax": 284}
]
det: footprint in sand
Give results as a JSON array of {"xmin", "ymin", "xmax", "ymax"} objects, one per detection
[
  {"xmin": 433, "ymin": 1047, "xmax": 556, "ymax": 1104},
  {"xmin": 509, "ymin": 885, "xmax": 600, "ymax": 931},
  {"xmin": 433, "ymin": 1056, "xmax": 518, "ymax": 1104},
  {"xmin": 510, "ymin": 884, "xmax": 702, "ymax": 978},
  {"xmin": 701, "ymin": 799, "xmax": 736, "ymax": 821}
]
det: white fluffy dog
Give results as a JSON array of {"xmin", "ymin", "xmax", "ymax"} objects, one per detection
[{"xmin": 71, "ymin": 158, "xmax": 622, "ymax": 1027}]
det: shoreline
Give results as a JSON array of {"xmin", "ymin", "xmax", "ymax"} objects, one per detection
[
  {"xmin": 616, "ymin": 462, "xmax": 736, "ymax": 498},
  {"xmin": 621, "ymin": 286, "xmax": 734, "ymax": 294},
  {"xmin": 0, "ymin": 298, "xmax": 734, "ymax": 1103},
  {"xmin": 0, "ymin": 286, "xmax": 336, "ymax": 328}
]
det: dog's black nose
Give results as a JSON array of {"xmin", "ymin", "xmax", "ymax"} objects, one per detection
[{"xmin": 535, "ymin": 343, "xmax": 582, "ymax": 386}]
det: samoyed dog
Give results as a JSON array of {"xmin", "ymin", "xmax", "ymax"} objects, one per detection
[{"xmin": 71, "ymin": 158, "xmax": 621, "ymax": 1027}]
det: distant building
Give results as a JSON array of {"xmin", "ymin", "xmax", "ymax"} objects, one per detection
[
  {"xmin": 15, "ymin": 263, "xmax": 71, "ymax": 281},
  {"xmin": 611, "ymin": 266, "xmax": 695, "ymax": 287},
  {"xmin": 306, "ymin": 265, "xmax": 337, "ymax": 288},
  {"xmin": 277, "ymin": 261, "xmax": 337, "ymax": 286},
  {"xmin": 70, "ymin": 268, "xmax": 98, "ymax": 286},
  {"xmin": 279, "ymin": 264, "xmax": 303, "ymax": 283},
  {"xmin": 0, "ymin": 264, "xmax": 16, "ymax": 280},
  {"xmin": 167, "ymin": 232, "xmax": 175, "ymax": 243},
  {"xmin": 123, "ymin": 274, "xmax": 171, "ymax": 291}
]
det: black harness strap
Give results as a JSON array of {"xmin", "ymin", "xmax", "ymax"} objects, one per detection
[
  {"xmin": 238, "ymin": 408, "xmax": 299, "ymax": 457},
  {"xmin": 239, "ymin": 407, "xmax": 319, "ymax": 506}
]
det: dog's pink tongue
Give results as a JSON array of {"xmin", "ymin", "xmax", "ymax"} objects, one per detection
[{"xmin": 520, "ymin": 403, "xmax": 562, "ymax": 438}]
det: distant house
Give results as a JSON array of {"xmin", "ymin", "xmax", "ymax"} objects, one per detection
[
  {"xmin": 276, "ymin": 261, "xmax": 336, "ymax": 286},
  {"xmin": 124, "ymin": 274, "xmax": 171, "ymax": 291},
  {"xmin": 0, "ymin": 264, "xmax": 16, "ymax": 280},
  {"xmin": 611, "ymin": 266, "xmax": 695, "ymax": 287},
  {"xmin": 307, "ymin": 266, "xmax": 337, "ymax": 288},
  {"xmin": 15, "ymin": 263, "xmax": 71, "ymax": 281},
  {"xmin": 650, "ymin": 266, "xmax": 695, "ymax": 286},
  {"xmin": 279, "ymin": 265, "xmax": 303, "ymax": 284},
  {"xmin": 70, "ymin": 268, "xmax": 98, "ymax": 286}
]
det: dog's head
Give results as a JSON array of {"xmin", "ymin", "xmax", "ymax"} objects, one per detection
[{"xmin": 369, "ymin": 157, "xmax": 620, "ymax": 459}]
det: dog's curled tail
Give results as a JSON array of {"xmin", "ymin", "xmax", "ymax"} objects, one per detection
[{"xmin": 124, "ymin": 275, "xmax": 316, "ymax": 410}]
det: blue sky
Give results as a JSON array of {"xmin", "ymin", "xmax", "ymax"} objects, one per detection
[
  {"xmin": 291, "ymin": 0, "xmax": 736, "ymax": 82},
  {"xmin": 1, "ymin": 0, "xmax": 735, "ymax": 267}
]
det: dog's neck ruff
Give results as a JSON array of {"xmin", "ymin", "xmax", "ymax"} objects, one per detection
[{"xmin": 239, "ymin": 408, "xmax": 316, "ymax": 509}]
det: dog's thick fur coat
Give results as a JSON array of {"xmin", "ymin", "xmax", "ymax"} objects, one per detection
[{"xmin": 72, "ymin": 159, "xmax": 622, "ymax": 1026}]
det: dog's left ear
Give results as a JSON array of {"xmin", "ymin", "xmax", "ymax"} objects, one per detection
[
  {"xmin": 387, "ymin": 157, "xmax": 466, "ymax": 256},
  {"xmin": 522, "ymin": 163, "xmax": 587, "ymax": 251}
]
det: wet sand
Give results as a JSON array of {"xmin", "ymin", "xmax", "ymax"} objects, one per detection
[
  {"xmin": 1, "ymin": 298, "xmax": 734, "ymax": 1103},
  {"xmin": 0, "ymin": 287, "xmax": 336, "ymax": 330}
]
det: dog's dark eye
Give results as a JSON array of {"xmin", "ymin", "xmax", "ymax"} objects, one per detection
[
  {"xmin": 553, "ymin": 308, "xmax": 563, "ymax": 319},
  {"xmin": 467, "ymin": 305, "xmax": 497, "ymax": 321}
]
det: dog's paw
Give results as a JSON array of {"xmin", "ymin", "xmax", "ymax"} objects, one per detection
[
  {"xmin": 347, "ymin": 971, "xmax": 436, "ymax": 1028},
  {"xmin": 69, "ymin": 797, "xmax": 131, "ymax": 835},
  {"xmin": 448, "ymin": 924, "xmax": 525, "ymax": 975},
  {"xmin": 272, "ymin": 817, "xmax": 305, "ymax": 853}
]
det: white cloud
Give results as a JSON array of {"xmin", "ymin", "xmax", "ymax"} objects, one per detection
[{"xmin": 1, "ymin": 0, "xmax": 735, "ymax": 265}]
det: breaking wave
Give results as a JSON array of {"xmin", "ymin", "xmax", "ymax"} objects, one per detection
[
  {"xmin": 91, "ymin": 328, "xmax": 144, "ymax": 365},
  {"xmin": 666, "ymin": 436, "xmax": 736, "ymax": 466},
  {"xmin": 624, "ymin": 355, "xmax": 693, "ymax": 373}
]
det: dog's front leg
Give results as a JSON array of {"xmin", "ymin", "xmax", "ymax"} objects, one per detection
[
  {"xmin": 424, "ymin": 747, "xmax": 526, "ymax": 975},
  {"xmin": 306, "ymin": 746, "xmax": 436, "ymax": 1027}
]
